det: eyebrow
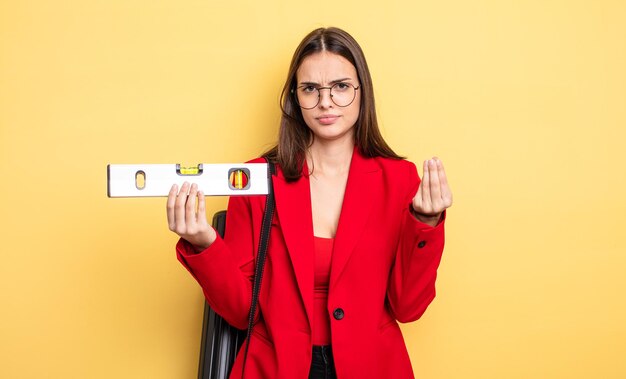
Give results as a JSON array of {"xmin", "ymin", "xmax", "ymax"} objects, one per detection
[{"xmin": 298, "ymin": 78, "xmax": 353, "ymax": 86}]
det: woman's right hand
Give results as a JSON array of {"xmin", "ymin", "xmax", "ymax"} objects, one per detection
[{"xmin": 167, "ymin": 182, "xmax": 217, "ymax": 253}]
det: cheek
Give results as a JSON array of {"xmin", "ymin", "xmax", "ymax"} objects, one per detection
[
  {"xmin": 347, "ymin": 103, "xmax": 361, "ymax": 124},
  {"xmin": 301, "ymin": 110, "xmax": 316, "ymax": 129},
  {"xmin": 349, "ymin": 91, "xmax": 361, "ymax": 118}
]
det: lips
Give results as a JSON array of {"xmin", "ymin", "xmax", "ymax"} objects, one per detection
[{"xmin": 316, "ymin": 114, "xmax": 340, "ymax": 125}]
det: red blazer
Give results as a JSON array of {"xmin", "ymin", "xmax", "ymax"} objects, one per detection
[{"xmin": 177, "ymin": 148, "xmax": 446, "ymax": 378}]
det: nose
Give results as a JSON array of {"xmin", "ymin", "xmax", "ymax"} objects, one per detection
[{"xmin": 318, "ymin": 87, "xmax": 333, "ymax": 108}]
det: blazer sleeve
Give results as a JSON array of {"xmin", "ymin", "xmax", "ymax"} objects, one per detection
[
  {"xmin": 387, "ymin": 161, "xmax": 446, "ymax": 323},
  {"xmin": 176, "ymin": 194, "xmax": 258, "ymax": 330}
]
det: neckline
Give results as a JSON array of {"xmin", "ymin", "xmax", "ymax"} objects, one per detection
[{"xmin": 314, "ymin": 235, "xmax": 335, "ymax": 240}]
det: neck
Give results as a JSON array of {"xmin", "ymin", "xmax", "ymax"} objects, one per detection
[{"xmin": 307, "ymin": 136, "xmax": 355, "ymax": 176}]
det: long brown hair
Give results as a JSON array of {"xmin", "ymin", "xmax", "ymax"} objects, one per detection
[{"xmin": 265, "ymin": 27, "xmax": 403, "ymax": 181}]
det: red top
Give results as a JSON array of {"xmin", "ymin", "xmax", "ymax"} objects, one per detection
[{"xmin": 313, "ymin": 236, "xmax": 334, "ymax": 345}]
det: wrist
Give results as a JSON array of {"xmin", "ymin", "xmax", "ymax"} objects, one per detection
[
  {"xmin": 191, "ymin": 243, "xmax": 209, "ymax": 254},
  {"xmin": 190, "ymin": 229, "xmax": 217, "ymax": 254},
  {"xmin": 410, "ymin": 206, "xmax": 441, "ymax": 225}
]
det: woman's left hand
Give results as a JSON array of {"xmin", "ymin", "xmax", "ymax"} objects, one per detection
[{"xmin": 411, "ymin": 157, "xmax": 453, "ymax": 227}]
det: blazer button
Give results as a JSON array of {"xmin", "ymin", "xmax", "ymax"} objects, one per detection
[
  {"xmin": 417, "ymin": 240, "xmax": 427, "ymax": 248},
  {"xmin": 333, "ymin": 308, "xmax": 344, "ymax": 320}
]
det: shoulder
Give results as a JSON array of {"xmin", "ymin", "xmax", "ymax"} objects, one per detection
[
  {"xmin": 371, "ymin": 156, "xmax": 417, "ymax": 177},
  {"xmin": 245, "ymin": 157, "xmax": 267, "ymax": 164},
  {"xmin": 368, "ymin": 156, "xmax": 420, "ymax": 199},
  {"xmin": 372, "ymin": 156, "xmax": 415, "ymax": 169}
]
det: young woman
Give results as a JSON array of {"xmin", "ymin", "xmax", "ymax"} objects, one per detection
[{"xmin": 167, "ymin": 27, "xmax": 452, "ymax": 379}]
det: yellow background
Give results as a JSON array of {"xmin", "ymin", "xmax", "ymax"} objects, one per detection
[{"xmin": 1, "ymin": 1, "xmax": 625, "ymax": 378}]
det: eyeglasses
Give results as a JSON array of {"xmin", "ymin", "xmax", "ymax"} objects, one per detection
[{"xmin": 292, "ymin": 82, "xmax": 360, "ymax": 109}]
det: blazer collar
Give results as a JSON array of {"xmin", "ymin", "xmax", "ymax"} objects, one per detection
[{"xmin": 272, "ymin": 147, "xmax": 382, "ymax": 329}]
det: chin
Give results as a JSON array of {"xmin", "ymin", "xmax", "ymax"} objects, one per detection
[{"xmin": 313, "ymin": 127, "xmax": 354, "ymax": 142}]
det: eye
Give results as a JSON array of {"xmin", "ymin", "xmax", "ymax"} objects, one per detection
[
  {"xmin": 300, "ymin": 85, "xmax": 317, "ymax": 93},
  {"xmin": 333, "ymin": 82, "xmax": 350, "ymax": 91}
]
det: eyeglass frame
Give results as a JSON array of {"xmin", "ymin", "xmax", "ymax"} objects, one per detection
[{"xmin": 291, "ymin": 82, "xmax": 361, "ymax": 110}]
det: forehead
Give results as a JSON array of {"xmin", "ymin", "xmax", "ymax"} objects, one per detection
[{"xmin": 296, "ymin": 52, "xmax": 357, "ymax": 82}]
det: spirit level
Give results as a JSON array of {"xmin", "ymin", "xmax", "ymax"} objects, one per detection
[{"xmin": 107, "ymin": 163, "xmax": 269, "ymax": 197}]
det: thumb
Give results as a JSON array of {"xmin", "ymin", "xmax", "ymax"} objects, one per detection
[{"xmin": 413, "ymin": 181, "xmax": 423, "ymax": 210}]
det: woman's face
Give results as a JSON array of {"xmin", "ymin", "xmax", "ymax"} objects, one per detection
[{"xmin": 295, "ymin": 51, "xmax": 361, "ymax": 144}]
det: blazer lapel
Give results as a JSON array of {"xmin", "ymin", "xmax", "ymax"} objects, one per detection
[
  {"xmin": 272, "ymin": 166, "xmax": 314, "ymax": 329},
  {"xmin": 271, "ymin": 150, "xmax": 381, "ymax": 327},
  {"xmin": 330, "ymin": 148, "xmax": 381, "ymax": 290}
]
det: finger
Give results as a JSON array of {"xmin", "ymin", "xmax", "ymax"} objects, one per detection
[
  {"xmin": 429, "ymin": 158, "xmax": 442, "ymax": 206},
  {"xmin": 186, "ymin": 183, "xmax": 198, "ymax": 228},
  {"xmin": 175, "ymin": 182, "xmax": 190, "ymax": 232},
  {"xmin": 436, "ymin": 159, "xmax": 453, "ymax": 206},
  {"xmin": 421, "ymin": 159, "xmax": 431, "ymax": 211},
  {"xmin": 167, "ymin": 184, "xmax": 178, "ymax": 230},
  {"xmin": 197, "ymin": 190, "xmax": 206, "ymax": 225},
  {"xmin": 413, "ymin": 178, "xmax": 423, "ymax": 210}
]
